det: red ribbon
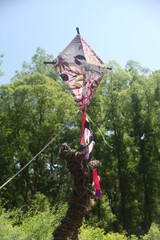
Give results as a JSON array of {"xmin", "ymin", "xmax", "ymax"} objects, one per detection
[
  {"xmin": 93, "ymin": 168, "xmax": 101, "ymax": 200},
  {"xmin": 80, "ymin": 111, "xmax": 86, "ymax": 145}
]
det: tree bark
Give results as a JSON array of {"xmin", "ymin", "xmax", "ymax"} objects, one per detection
[{"xmin": 53, "ymin": 143, "xmax": 99, "ymax": 240}]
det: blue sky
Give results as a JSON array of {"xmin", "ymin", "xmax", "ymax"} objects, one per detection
[{"xmin": 0, "ymin": 0, "xmax": 160, "ymax": 85}]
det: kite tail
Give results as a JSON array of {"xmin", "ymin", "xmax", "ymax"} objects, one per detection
[
  {"xmin": 79, "ymin": 111, "xmax": 101, "ymax": 200},
  {"xmin": 93, "ymin": 168, "xmax": 101, "ymax": 200},
  {"xmin": 80, "ymin": 111, "xmax": 94, "ymax": 159},
  {"xmin": 80, "ymin": 111, "xmax": 86, "ymax": 145}
]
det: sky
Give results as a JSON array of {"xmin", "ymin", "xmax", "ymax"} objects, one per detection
[{"xmin": 0, "ymin": 0, "xmax": 160, "ymax": 85}]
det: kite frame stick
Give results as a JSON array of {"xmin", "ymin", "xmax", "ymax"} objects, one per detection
[
  {"xmin": 76, "ymin": 27, "xmax": 80, "ymax": 34},
  {"xmin": 106, "ymin": 67, "xmax": 112, "ymax": 70},
  {"xmin": 44, "ymin": 60, "xmax": 56, "ymax": 65}
]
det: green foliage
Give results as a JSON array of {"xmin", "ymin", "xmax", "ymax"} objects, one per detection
[
  {"xmin": 21, "ymin": 211, "xmax": 54, "ymax": 240},
  {"xmin": 78, "ymin": 224, "xmax": 106, "ymax": 240},
  {"xmin": 12, "ymin": 47, "xmax": 59, "ymax": 81},
  {"xmin": 141, "ymin": 223, "xmax": 160, "ymax": 240},
  {"xmin": 0, "ymin": 193, "xmax": 68, "ymax": 240},
  {"xmin": 30, "ymin": 191, "xmax": 50, "ymax": 212},
  {"xmin": 0, "ymin": 53, "xmax": 4, "ymax": 77},
  {"xmin": 87, "ymin": 195, "xmax": 116, "ymax": 232},
  {"xmin": 0, "ymin": 73, "xmax": 78, "ymax": 208},
  {"xmin": 87, "ymin": 60, "xmax": 160, "ymax": 236},
  {"xmin": 0, "ymin": 200, "xmax": 159, "ymax": 239},
  {"xmin": 104, "ymin": 232, "xmax": 128, "ymax": 240},
  {"xmin": 0, "ymin": 210, "xmax": 27, "ymax": 240},
  {"xmin": 78, "ymin": 224, "xmax": 138, "ymax": 240}
]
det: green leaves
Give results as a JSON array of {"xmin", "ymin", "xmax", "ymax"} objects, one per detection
[
  {"xmin": 0, "ymin": 72, "xmax": 78, "ymax": 207},
  {"xmin": 0, "ymin": 193, "xmax": 68, "ymax": 240},
  {"xmin": 12, "ymin": 47, "xmax": 59, "ymax": 82},
  {"xmin": 87, "ymin": 60, "xmax": 160, "ymax": 235},
  {"xmin": 141, "ymin": 223, "xmax": 160, "ymax": 240}
]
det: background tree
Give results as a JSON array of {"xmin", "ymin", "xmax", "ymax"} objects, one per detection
[
  {"xmin": 0, "ymin": 53, "xmax": 4, "ymax": 77},
  {"xmin": 0, "ymin": 73, "xmax": 79, "ymax": 208},
  {"xmin": 12, "ymin": 47, "xmax": 59, "ymax": 82}
]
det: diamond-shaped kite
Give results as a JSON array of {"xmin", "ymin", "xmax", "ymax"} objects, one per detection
[{"xmin": 55, "ymin": 29, "xmax": 106, "ymax": 111}]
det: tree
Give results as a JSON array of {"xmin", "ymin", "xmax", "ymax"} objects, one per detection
[
  {"xmin": 87, "ymin": 60, "xmax": 160, "ymax": 235},
  {"xmin": 0, "ymin": 73, "xmax": 79, "ymax": 208},
  {"xmin": 101, "ymin": 62, "xmax": 139, "ymax": 232},
  {"xmin": 0, "ymin": 53, "xmax": 4, "ymax": 78},
  {"xmin": 12, "ymin": 47, "xmax": 59, "ymax": 81}
]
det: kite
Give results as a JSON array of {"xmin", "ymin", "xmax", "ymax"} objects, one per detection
[
  {"xmin": 44, "ymin": 28, "xmax": 110, "ymax": 199},
  {"xmin": 55, "ymin": 28, "xmax": 106, "ymax": 112}
]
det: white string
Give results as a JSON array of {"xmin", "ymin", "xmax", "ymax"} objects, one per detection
[{"xmin": 0, "ymin": 109, "xmax": 80, "ymax": 190}]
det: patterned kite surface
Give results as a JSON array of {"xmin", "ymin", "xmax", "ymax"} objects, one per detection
[{"xmin": 56, "ymin": 34, "xmax": 106, "ymax": 111}]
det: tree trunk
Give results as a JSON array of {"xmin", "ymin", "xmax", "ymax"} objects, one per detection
[{"xmin": 53, "ymin": 143, "xmax": 99, "ymax": 240}]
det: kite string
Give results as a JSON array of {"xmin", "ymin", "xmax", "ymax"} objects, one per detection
[
  {"xmin": 86, "ymin": 113, "xmax": 113, "ymax": 149},
  {"xmin": 0, "ymin": 109, "xmax": 80, "ymax": 190}
]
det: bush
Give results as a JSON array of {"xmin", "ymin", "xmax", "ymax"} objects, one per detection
[
  {"xmin": 78, "ymin": 224, "xmax": 138, "ymax": 240},
  {"xmin": 0, "ymin": 211, "xmax": 27, "ymax": 240},
  {"xmin": 78, "ymin": 224, "xmax": 106, "ymax": 240},
  {"xmin": 141, "ymin": 223, "xmax": 160, "ymax": 240},
  {"xmin": 87, "ymin": 195, "xmax": 116, "ymax": 232},
  {"xmin": 0, "ymin": 193, "xmax": 68, "ymax": 240},
  {"xmin": 21, "ymin": 211, "xmax": 54, "ymax": 240}
]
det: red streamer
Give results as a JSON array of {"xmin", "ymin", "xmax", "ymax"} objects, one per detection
[
  {"xmin": 93, "ymin": 168, "xmax": 101, "ymax": 200},
  {"xmin": 80, "ymin": 111, "xmax": 86, "ymax": 145}
]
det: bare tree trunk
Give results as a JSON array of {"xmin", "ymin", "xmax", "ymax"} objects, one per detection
[{"xmin": 53, "ymin": 143, "xmax": 99, "ymax": 240}]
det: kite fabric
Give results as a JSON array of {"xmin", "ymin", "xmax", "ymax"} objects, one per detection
[
  {"xmin": 56, "ymin": 33, "xmax": 106, "ymax": 111},
  {"xmin": 79, "ymin": 113, "xmax": 101, "ymax": 200}
]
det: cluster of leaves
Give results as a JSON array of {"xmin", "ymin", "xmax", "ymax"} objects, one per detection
[
  {"xmin": 0, "ymin": 48, "xmax": 160, "ymax": 239},
  {"xmin": 79, "ymin": 223, "xmax": 160, "ymax": 239},
  {"xmin": 0, "ymin": 193, "xmax": 68, "ymax": 240},
  {"xmin": 0, "ymin": 197, "xmax": 159, "ymax": 240}
]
